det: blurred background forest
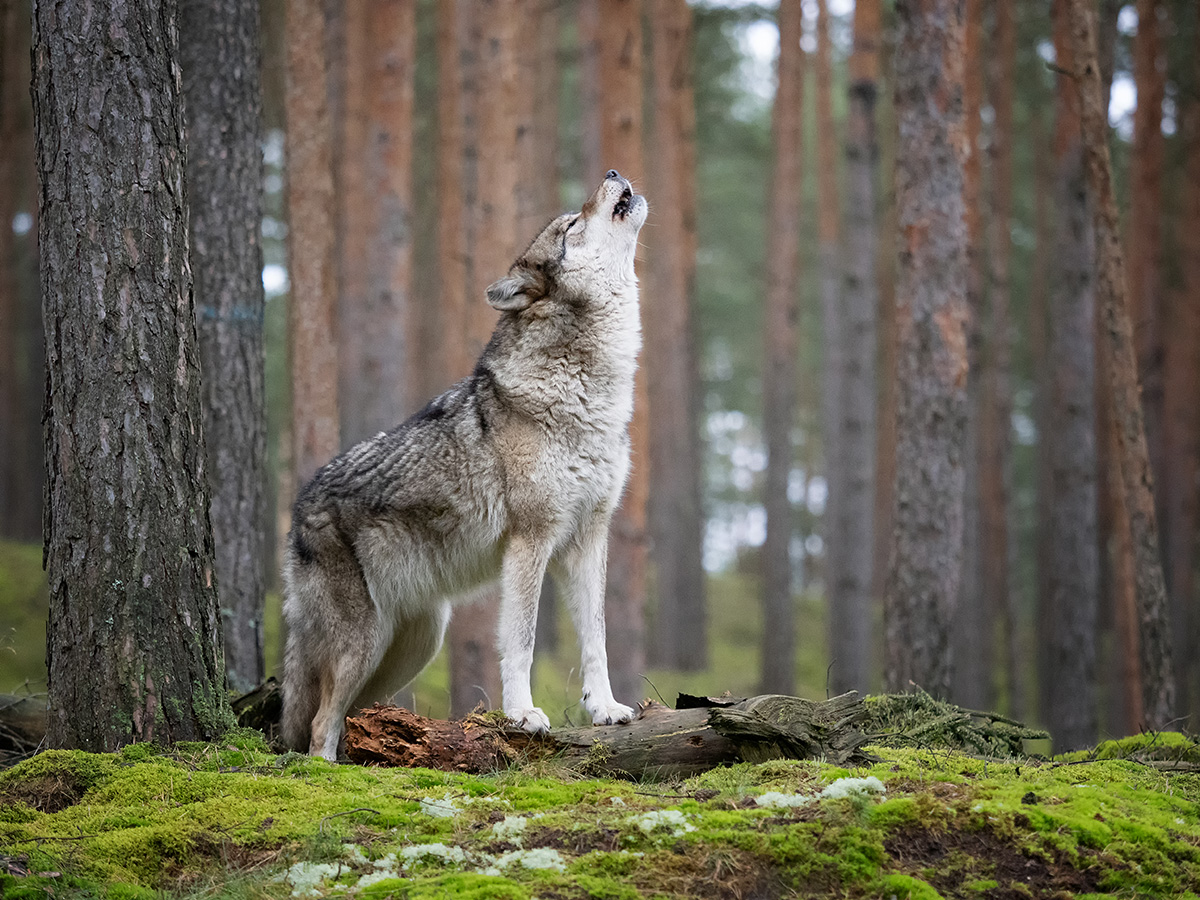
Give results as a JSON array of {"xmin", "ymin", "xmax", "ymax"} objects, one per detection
[{"xmin": 2, "ymin": 0, "xmax": 1198, "ymax": 753}]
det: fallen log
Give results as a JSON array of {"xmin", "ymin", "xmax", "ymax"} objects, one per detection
[{"xmin": 344, "ymin": 691, "xmax": 874, "ymax": 779}]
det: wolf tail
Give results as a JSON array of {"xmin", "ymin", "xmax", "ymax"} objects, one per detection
[{"xmin": 280, "ymin": 637, "xmax": 319, "ymax": 752}]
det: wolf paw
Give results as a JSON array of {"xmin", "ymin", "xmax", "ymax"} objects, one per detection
[
  {"xmin": 507, "ymin": 707, "xmax": 551, "ymax": 734},
  {"xmin": 587, "ymin": 699, "xmax": 635, "ymax": 726}
]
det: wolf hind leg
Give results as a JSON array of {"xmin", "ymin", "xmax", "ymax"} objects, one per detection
[{"xmin": 352, "ymin": 602, "xmax": 452, "ymax": 712}]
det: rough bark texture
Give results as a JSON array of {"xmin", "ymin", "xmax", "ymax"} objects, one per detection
[
  {"xmin": 983, "ymin": 0, "xmax": 1017, "ymax": 718},
  {"xmin": 953, "ymin": 0, "xmax": 992, "ymax": 711},
  {"xmin": 581, "ymin": 0, "xmax": 646, "ymax": 706},
  {"xmin": 344, "ymin": 692, "xmax": 872, "ymax": 779},
  {"xmin": 33, "ymin": 0, "xmax": 234, "ymax": 749},
  {"xmin": 1128, "ymin": 0, "xmax": 1165, "ymax": 538},
  {"xmin": 759, "ymin": 0, "xmax": 804, "ymax": 696},
  {"xmin": 823, "ymin": 0, "xmax": 876, "ymax": 697},
  {"xmin": 646, "ymin": 0, "xmax": 706, "ymax": 672},
  {"xmin": 179, "ymin": 0, "xmax": 268, "ymax": 694},
  {"xmin": 284, "ymin": 0, "xmax": 340, "ymax": 489},
  {"xmin": 1067, "ymin": 0, "xmax": 1175, "ymax": 731},
  {"xmin": 883, "ymin": 0, "xmax": 969, "ymax": 699},
  {"xmin": 1042, "ymin": 0, "xmax": 1099, "ymax": 751}
]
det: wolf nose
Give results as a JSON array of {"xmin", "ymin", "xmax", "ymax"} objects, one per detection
[{"xmin": 605, "ymin": 169, "xmax": 620, "ymax": 180}]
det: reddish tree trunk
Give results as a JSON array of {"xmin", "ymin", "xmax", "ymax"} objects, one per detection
[
  {"xmin": 284, "ymin": 0, "xmax": 340, "ymax": 489},
  {"xmin": 1067, "ymin": 0, "xmax": 1175, "ymax": 731},
  {"xmin": 1163, "ymin": 20, "xmax": 1200, "ymax": 720},
  {"xmin": 581, "ymin": 0, "xmax": 646, "ymax": 706},
  {"xmin": 883, "ymin": 0, "xmax": 970, "ymax": 699},
  {"xmin": 647, "ymin": 0, "xmax": 707, "ymax": 672}
]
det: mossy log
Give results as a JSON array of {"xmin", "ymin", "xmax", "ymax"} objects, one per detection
[{"xmin": 343, "ymin": 691, "xmax": 873, "ymax": 778}]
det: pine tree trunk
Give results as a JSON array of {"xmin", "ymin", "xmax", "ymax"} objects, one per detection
[
  {"xmin": 823, "ymin": 0, "xmax": 876, "ymax": 697},
  {"xmin": 336, "ymin": 0, "xmax": 417, "ymax": 446},
  {"xmin": 883, "ymin": 0, "xmax": 969, "ymax": 699},
  {"xmin": 33, "ymin": 0, "xmax": 234, "ymax": 749},
  {"xmin": 1128, "ymin": 0, "xmax": 1165, "ymax": 541},
  {"xmin": 759, "ymin": 0, "xmax": 804, "ymax": 696},
  {"xmin": 1164, "ymin": 18, "xmax": 1200, "ymax": 723},
  {"xmin": 179, "ymin": 0, "xmax": 269, "ymax": 694},
  {"xmin": 284, "ymin": 0, "xmax": 340, "ymax": 489},
  {"xmin": 1066, "ymin": 0, "xmax": 1175, "ymax": 731},
  {"xmin": 647, "ymin": 0, "xmax": 707, "ymax": 672},
  {"xmin": 522, "ymin": 3, "xmax": 563, "ymax": 658},
  {"xmin": 446, "ymin": 0, "xmax": 526, "ymax": 716},
  {"xmin": 953, "ymin": 0, "xmax": 992, "ymax": 711},
  {"xmin": 581, "ymin": 0, "xmax": 646, "ymax": 706},
  {"xmin": 982, "ymin": 0, "xmax": 1017, "ymax": 717},
  {"xmin": 1042, "ymin": 0, "xmax": 1100, "ymax": 751}
]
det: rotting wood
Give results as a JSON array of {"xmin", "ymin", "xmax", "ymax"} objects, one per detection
[{"xmin": 343, "ymin": 691, "xmax": 874, "ymax": 779}]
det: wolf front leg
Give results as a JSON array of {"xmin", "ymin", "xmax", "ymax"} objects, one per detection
[
  {"xmin": 554, "ymin": 519, "xmax": 635, "ymax": 727},
  {"xmin": 497, "ymin": 534, "xmax": 553, "ymax": 732}
]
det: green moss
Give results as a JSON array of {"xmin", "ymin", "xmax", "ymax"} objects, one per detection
[{"xmin": 874, "ymin": 873, "xmax": 945, "ymax": 899}]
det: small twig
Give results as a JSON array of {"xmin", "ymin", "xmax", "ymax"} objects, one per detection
[
  {"xmin": 318, "ymin": 808, "xmax": 380, "ymax": 835},
  {"xmin": 638, "ymin": 674, "xmax": 668, "ymax": 707}
]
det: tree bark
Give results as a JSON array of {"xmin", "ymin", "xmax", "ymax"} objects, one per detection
[
  {"xmin": 445, "ymin": 0, "xmax": 527, "ymax": 717},
  {"xmin": 33, "ymin": 0, "xmax": 234, "ymax": 749},
  {"xmin": 983, "ymin": 0, "xmax": 1017, "ymax": 718},
  {"xmin": 1066, "ymin": 0, "xmax": 1175, "ymax": 731},
  {"xmin": 179, "ymin": 0, "xmax": 269, "ymax": 694},
  {"xmin": 647, "ymin": 0, "xmax": 707, "ymax": 672},
  {"xmin": 883, "ymin": 0, "xmax": 969, "ymax": 699},
  {"xmin": 1163, "ymin": 14, "xmax": 1200, "ymax": 723},
  {"xmin": 1042, "ymin": 0, "xmax": 1100, "ymax": 751},
  {"xmin": 1128, "ymin": 0, "xmax": 1165, "ymax": 540},
  {"xmin": 759, "ymin": 0, "xmax": 804, "ymax": 696},
  {"xmin": 581, "ymin": 0, "xmax": 647, "ymax": 706},
  {"xmin": 823, "ymin": 0, "xmax": 876, "ymax": 698},
  {"xmin": 284, "ymin": 0, "xmax": 340, "ymax": 490},
  {"xmin": 953, "ymin": 0, "xmax": 992, "ymax": 711},
  {"xmin": 336, "ymin": 0, "xmax": 417, "ymax": 445}
]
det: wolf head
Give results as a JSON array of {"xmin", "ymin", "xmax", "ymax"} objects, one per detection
[{"xmin": 486, "ymin": 170, "xmax": 647, "ymax": 313}]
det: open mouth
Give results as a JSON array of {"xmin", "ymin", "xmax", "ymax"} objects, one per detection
[{"xmin": 613, "ymin": 185, "xmax": 634, "ymax": 220}]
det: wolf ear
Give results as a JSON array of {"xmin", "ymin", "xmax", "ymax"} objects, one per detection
[{"xmin": 486, "ymin": 268, "xmax": 541, "ymax": 312}]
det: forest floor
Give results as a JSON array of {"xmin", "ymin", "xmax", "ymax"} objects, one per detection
[{"xmin": 1, "ymin": 725, "xmax": 1199, "ymax": 899}]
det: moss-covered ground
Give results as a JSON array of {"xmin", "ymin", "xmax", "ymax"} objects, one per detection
[{"xmin": 2, "ymin": 729, "xmax": 1198, "ymax": 899}]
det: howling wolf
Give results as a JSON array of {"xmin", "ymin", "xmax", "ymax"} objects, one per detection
[{"xmin": 282, "ymin": 171, "xmax": 647, "ymax": 759}]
